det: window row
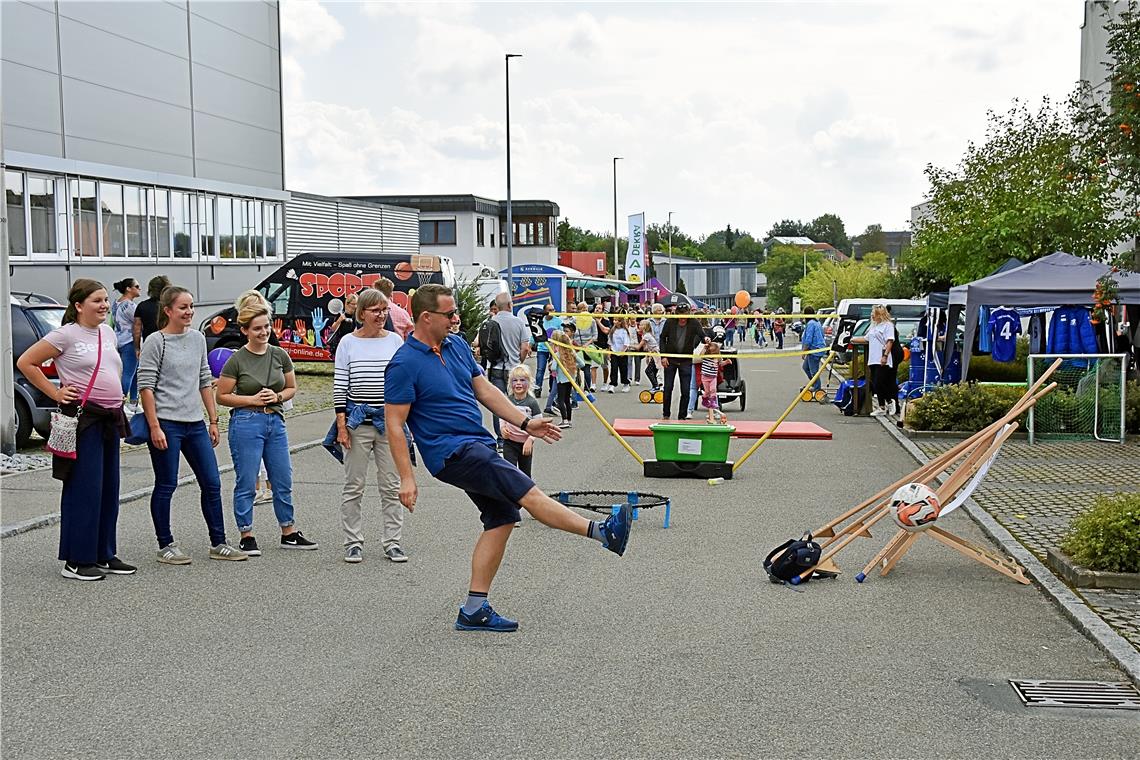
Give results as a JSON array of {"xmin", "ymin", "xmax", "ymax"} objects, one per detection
[
  {"xmin": 5, "ymin": 170, "xmax": 284, "ymax": 262},
  {"xmin": 417, "ymin": 216, "xmax": 552, "ymax": 247}
]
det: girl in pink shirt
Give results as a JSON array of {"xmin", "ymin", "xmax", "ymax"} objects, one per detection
[{"xmin": 17, "ymin": 279, "xmax": 135, "ymax": 582}]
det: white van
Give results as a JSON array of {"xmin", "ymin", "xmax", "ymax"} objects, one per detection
[{"xmin": 825, "ymin": 298, "xmax": 925, "ymax": 336}]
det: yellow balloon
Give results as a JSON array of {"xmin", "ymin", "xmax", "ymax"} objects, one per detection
[{"xmin": 575, "ymin": 315, "xmax": 593, "ymax": 330}]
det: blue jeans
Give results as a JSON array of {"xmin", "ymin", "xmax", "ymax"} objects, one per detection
[
  {"xmin": 723, "ymin": 329, "xmax": 735, "ymax": 347},
  {"xmin": 228, "ymin": 409, "xmax": 295, "ymax": 533},
  {"xmin": 59, "ymin": 418, "xmax": 121, "ymax": 564},
  {"xmin": 803, "ymin": 353, "xmax": 822, "ymax": 391},
  {"xmin": 118, "ymin": 343, "xmax": 138, "ymax": 403},
  {"xmin": 687, "ymin": 365, "xmax": 699, "ymax": 412},
  {"xmin": 535, "ymin": 350, "xmax": 555, "ymax": 396},
  {"xmin": 147, "ymin": 419, "xmax": 226, "ymax": 548}
]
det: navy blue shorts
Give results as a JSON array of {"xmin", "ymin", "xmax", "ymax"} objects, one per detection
[{"xmin": 436, "ymin": 440, "xmax": 534, "ymax": 530}]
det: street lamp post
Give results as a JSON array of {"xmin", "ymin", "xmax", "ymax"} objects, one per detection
[
  {"xmin": 667, "ymin": 210, "xmax": 675, "ymax": 291},
  {"xmin": 505, "ymin": 53, "xmax": 522, "ymax": 297},
  {"xmin": 612, "ymin": 156, "xmax": 622, "ymax": 278}
]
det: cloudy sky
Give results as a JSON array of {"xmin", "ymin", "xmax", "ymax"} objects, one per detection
[{"xmin": 280, "ymin": 1, "xmax": 1084, "ymax": 241}]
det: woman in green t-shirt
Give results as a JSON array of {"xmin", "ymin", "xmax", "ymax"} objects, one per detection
[{"xmin": 216, "ymin": 304, "xmax": 317, "ymax": 556}]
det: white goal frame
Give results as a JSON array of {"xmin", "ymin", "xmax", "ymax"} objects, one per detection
[{"xmin": 1027, "ymin": 353, "xmax": 1127, "ymax": 445}]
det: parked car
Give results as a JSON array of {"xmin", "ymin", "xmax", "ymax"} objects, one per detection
[{"xmin": 10, "ymin": 293, "xmax": 64, "ymax": 448}]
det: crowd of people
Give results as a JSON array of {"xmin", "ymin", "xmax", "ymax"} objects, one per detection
[{"xmin": 16, "ymin": 279, "xmax": 634, "ymax": 633}]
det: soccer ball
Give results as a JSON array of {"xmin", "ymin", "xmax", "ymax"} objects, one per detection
[{"xmin": 890, "ymin": 483, "xmax": 942, "ymax": 531}]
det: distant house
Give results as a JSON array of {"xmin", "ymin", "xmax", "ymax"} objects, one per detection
[
  {"xmin": 811, "ymin": 242, "xmax": 847, "ymax": 262},
  {"xmin": 762, "ymin": 236, "xmax": 816, "ymax": 257}
]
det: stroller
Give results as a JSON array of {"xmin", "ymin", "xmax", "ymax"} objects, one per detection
[{"xmin": 715, "ymin": 348, "xmax": 747, "ymax": 411}]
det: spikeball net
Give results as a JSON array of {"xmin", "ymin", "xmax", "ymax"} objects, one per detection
[{"xmin": 550, "ymin": 490, "xmax": 670, "ymax": 515}]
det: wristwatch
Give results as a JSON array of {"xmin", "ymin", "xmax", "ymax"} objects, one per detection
[{"xmin": 520, "ymin": 415, "xmax": 533, "ymax": 432}]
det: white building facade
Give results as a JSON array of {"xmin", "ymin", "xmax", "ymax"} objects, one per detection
[
  {"xmin": 350, "ymin": 195, "xmax": 559, "ymax": 280},
  {"xmin": 3, "ymin": 1, "xmax": 290, "ymax": 306}
]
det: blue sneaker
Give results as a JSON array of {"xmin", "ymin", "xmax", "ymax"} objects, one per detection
[
  {"xmin": 455, "ymin": 601, "xmax": 519, "ymax": 632},
  {"xmin": 599, "ymin": 502, "xmax": 633, "ymax": 556}
]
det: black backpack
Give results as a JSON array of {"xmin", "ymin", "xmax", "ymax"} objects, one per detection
[
  {"xmin": 477, "ymin": 317, "xmax": 506, "ymax": 367},
  {"xmin": 764, "ymin": 532, "xmax": 824, "ymax": 584}
]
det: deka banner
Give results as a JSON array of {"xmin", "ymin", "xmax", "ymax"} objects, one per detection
[{"xmin": 626, "ymin": 212, "xmax": 647, "ymax": 283}]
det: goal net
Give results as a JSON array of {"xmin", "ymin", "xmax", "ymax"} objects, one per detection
[{"xmin": 1027, "ymin": 354, "xmax": 1127, "ymax": 444}]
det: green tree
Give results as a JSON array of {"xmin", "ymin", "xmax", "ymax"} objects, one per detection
[
  {"xmin": 1072, "ymin": 0, "xmax": 1140, "ymax": 270},
  {"xmin": 676, "ymin": 277, "xmax": 688, "ymax": 294},
  {"xmin": 853, "ymin": 224, "xmax": 885, "ymax": 257},
  {"xmin": 862, "ymin": 251, "xmax": 890, "ymax": 270},
  {"xmin": 766, "ymin": 219, "xmax": 809, "ymax": 238},
  {"xmin": 724, "ymin": 224, "xmax": 736, "ymax": 250},
  {"xmin": 761, "ymin": 245, "xmax": 823, "ymax": 311},
  {"xmin": 909, "ymin": 98, "xmax": 1135, "ymax": 283},
  {"xmin": 807, "ymin": 213, "xmax": 851, "ymax": 254},
  {"xmin": 794, "ymin": 260, "xmax": 891, "ymax": 309},
  {"xmin": 647, "ymin": 222, "xmax": 695, "ymax": 254}
]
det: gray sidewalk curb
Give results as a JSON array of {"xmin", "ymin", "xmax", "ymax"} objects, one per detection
[
  {"xmin": 0, "ymin": 439, "xmax": 325, "ymax": 540},
  {"xmin": 877, "ymin": 417, "xmax": 1140, "ymax": 689}
]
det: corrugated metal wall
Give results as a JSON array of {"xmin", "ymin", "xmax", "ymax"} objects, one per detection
[
  {"xmin": 284, "ymin": 194, "xmax": 419, "ymax": 256},
  {"xmin": 381, "ymin": 204, "xmax": 420, "ymax": 254}
]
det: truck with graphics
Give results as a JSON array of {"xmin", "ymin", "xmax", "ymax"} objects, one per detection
[{"xmin": 201, "ymin": 251, "xmax": 455, "ymax": 361}]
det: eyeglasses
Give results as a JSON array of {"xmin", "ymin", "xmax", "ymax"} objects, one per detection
[
  {"xmin": 429, "ymin": 309, "xmax": 460, "ymax": 319},
  {"xmin": 363, "ymin": 307, "xmax": 389, "ymax": 315}
]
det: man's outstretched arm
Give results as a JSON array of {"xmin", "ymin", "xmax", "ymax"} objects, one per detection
[{"xmin": 473, "ymin": 374, "xmax": 562, "ymax": 442}]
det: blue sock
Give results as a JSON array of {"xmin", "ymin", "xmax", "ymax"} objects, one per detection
[{"xmin": 462, "ymin": 591, "xmax": 488, "ymax": 615}]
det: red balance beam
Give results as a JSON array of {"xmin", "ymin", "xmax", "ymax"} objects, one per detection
[{"xmin": 612, "ymin": 418, "xmax": 833, "ymax": 440}]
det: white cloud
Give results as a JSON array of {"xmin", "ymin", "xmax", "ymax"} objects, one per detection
[
  {"xmin": 280, "ymin": 0, "xmax": 345, "ymax": 56},
  {"xmin": 282, "ymin": 2, "xmax": 1084, "ymax": 236}
]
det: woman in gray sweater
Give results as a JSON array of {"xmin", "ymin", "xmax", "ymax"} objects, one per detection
[{"xmin": 138, "ymin": 286, "xmax": 246, "ymax": 564}]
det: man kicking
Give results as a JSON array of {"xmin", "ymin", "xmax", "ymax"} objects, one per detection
[{"xmin": 384, "ymin": 284, "xmax": 632, "ymax": 632}]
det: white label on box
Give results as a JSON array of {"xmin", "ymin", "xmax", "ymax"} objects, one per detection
[{"xmin": 677, "ymin": 438, "xmax": 703, "ymax": 455}]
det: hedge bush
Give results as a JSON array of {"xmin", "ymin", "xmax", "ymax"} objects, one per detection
[
  {"xmin": 905, "ymin": 383, "xmax": 1029, "ymax": 432},
  {"xmin": 1060, "ymin": 493, "xmax": 1140, "ymax": 573}
]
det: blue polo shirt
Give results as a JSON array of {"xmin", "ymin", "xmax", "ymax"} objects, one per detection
[{"xmin": 385, "ymin": 333, "xmax": 495, "ymax": 476}]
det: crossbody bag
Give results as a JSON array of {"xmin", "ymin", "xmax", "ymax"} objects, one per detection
[{"xmin": 46, "ymin": 328, "xmax": 104, "ymax": 459}]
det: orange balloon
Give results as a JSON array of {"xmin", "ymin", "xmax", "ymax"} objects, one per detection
[{"xmin": 734, "ymin": 290, "xmax": 750, "ymax": 309}]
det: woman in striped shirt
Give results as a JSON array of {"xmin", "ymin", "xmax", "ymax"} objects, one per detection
[{"xmin": 334, "ymin": 288, "xmax": 407, "ymax": 564}]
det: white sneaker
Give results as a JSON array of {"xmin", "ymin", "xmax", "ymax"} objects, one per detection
[
  {"xmin": 621, "ymin": 385, "xmax": 630, "ymax": 393},
  {"xmin": 606, "ymin": 385, "xmax": 615, "ymax": 394},
  {"xmin": 253, "ymin": 488, "xmax": 273, "ymax": 505},
  {"xmin": 870, "ymin": 408, "xmax": 886, "ymax": 417},
  {"xmin": 634, "ymin": 379, "xmax": 642, "ymax": 386}
]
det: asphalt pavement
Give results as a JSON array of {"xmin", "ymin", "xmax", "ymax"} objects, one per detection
[{"xmin": 2, "ymin": 345, "xmax": 1137, "ymax": 758}]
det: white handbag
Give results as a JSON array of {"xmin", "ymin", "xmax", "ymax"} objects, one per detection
[{"xmin": 45, "ymin": 331, "xmax": 103, "ymax": 460}]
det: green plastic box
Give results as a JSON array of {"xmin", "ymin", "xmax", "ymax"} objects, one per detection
[{"xmin": 648, "ymin": 423, "xmax": 735, "ymax": 463}]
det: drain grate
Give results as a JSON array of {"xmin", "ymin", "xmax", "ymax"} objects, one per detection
[{"xmin": 1010, "ymin": 679, "xmax": 1140, "ymax": 710}]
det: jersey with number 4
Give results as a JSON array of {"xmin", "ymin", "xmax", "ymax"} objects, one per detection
[{"xmin": 988, "ymin": 307, "xmax": 1021, "ymax": 362}]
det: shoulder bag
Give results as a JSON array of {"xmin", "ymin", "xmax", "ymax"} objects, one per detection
[
  {"xmin": 125, "ymin": 335, "xmax": 165, "ymax": 445},
  {"xmin": 46, "ymin": 328, "xmax": 104, "ymax": 459}
]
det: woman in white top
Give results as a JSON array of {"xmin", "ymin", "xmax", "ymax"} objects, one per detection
[
  {"xmin": 851, "ymin": 304, "xmax": 896, "ymax": 416},
  {"xmin": 333, "ymin": 288, "xmax": 407, "ymax": 564}
]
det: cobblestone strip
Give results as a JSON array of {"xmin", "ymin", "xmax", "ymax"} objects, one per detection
[{"xmin": 881, "ymin": 420, "xmax": 1140, "ymax": 688}]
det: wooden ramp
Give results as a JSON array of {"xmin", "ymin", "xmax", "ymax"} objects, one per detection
[{"xmin": 612, "ymin": 418, "xmax": 832, "ymax": 440}]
